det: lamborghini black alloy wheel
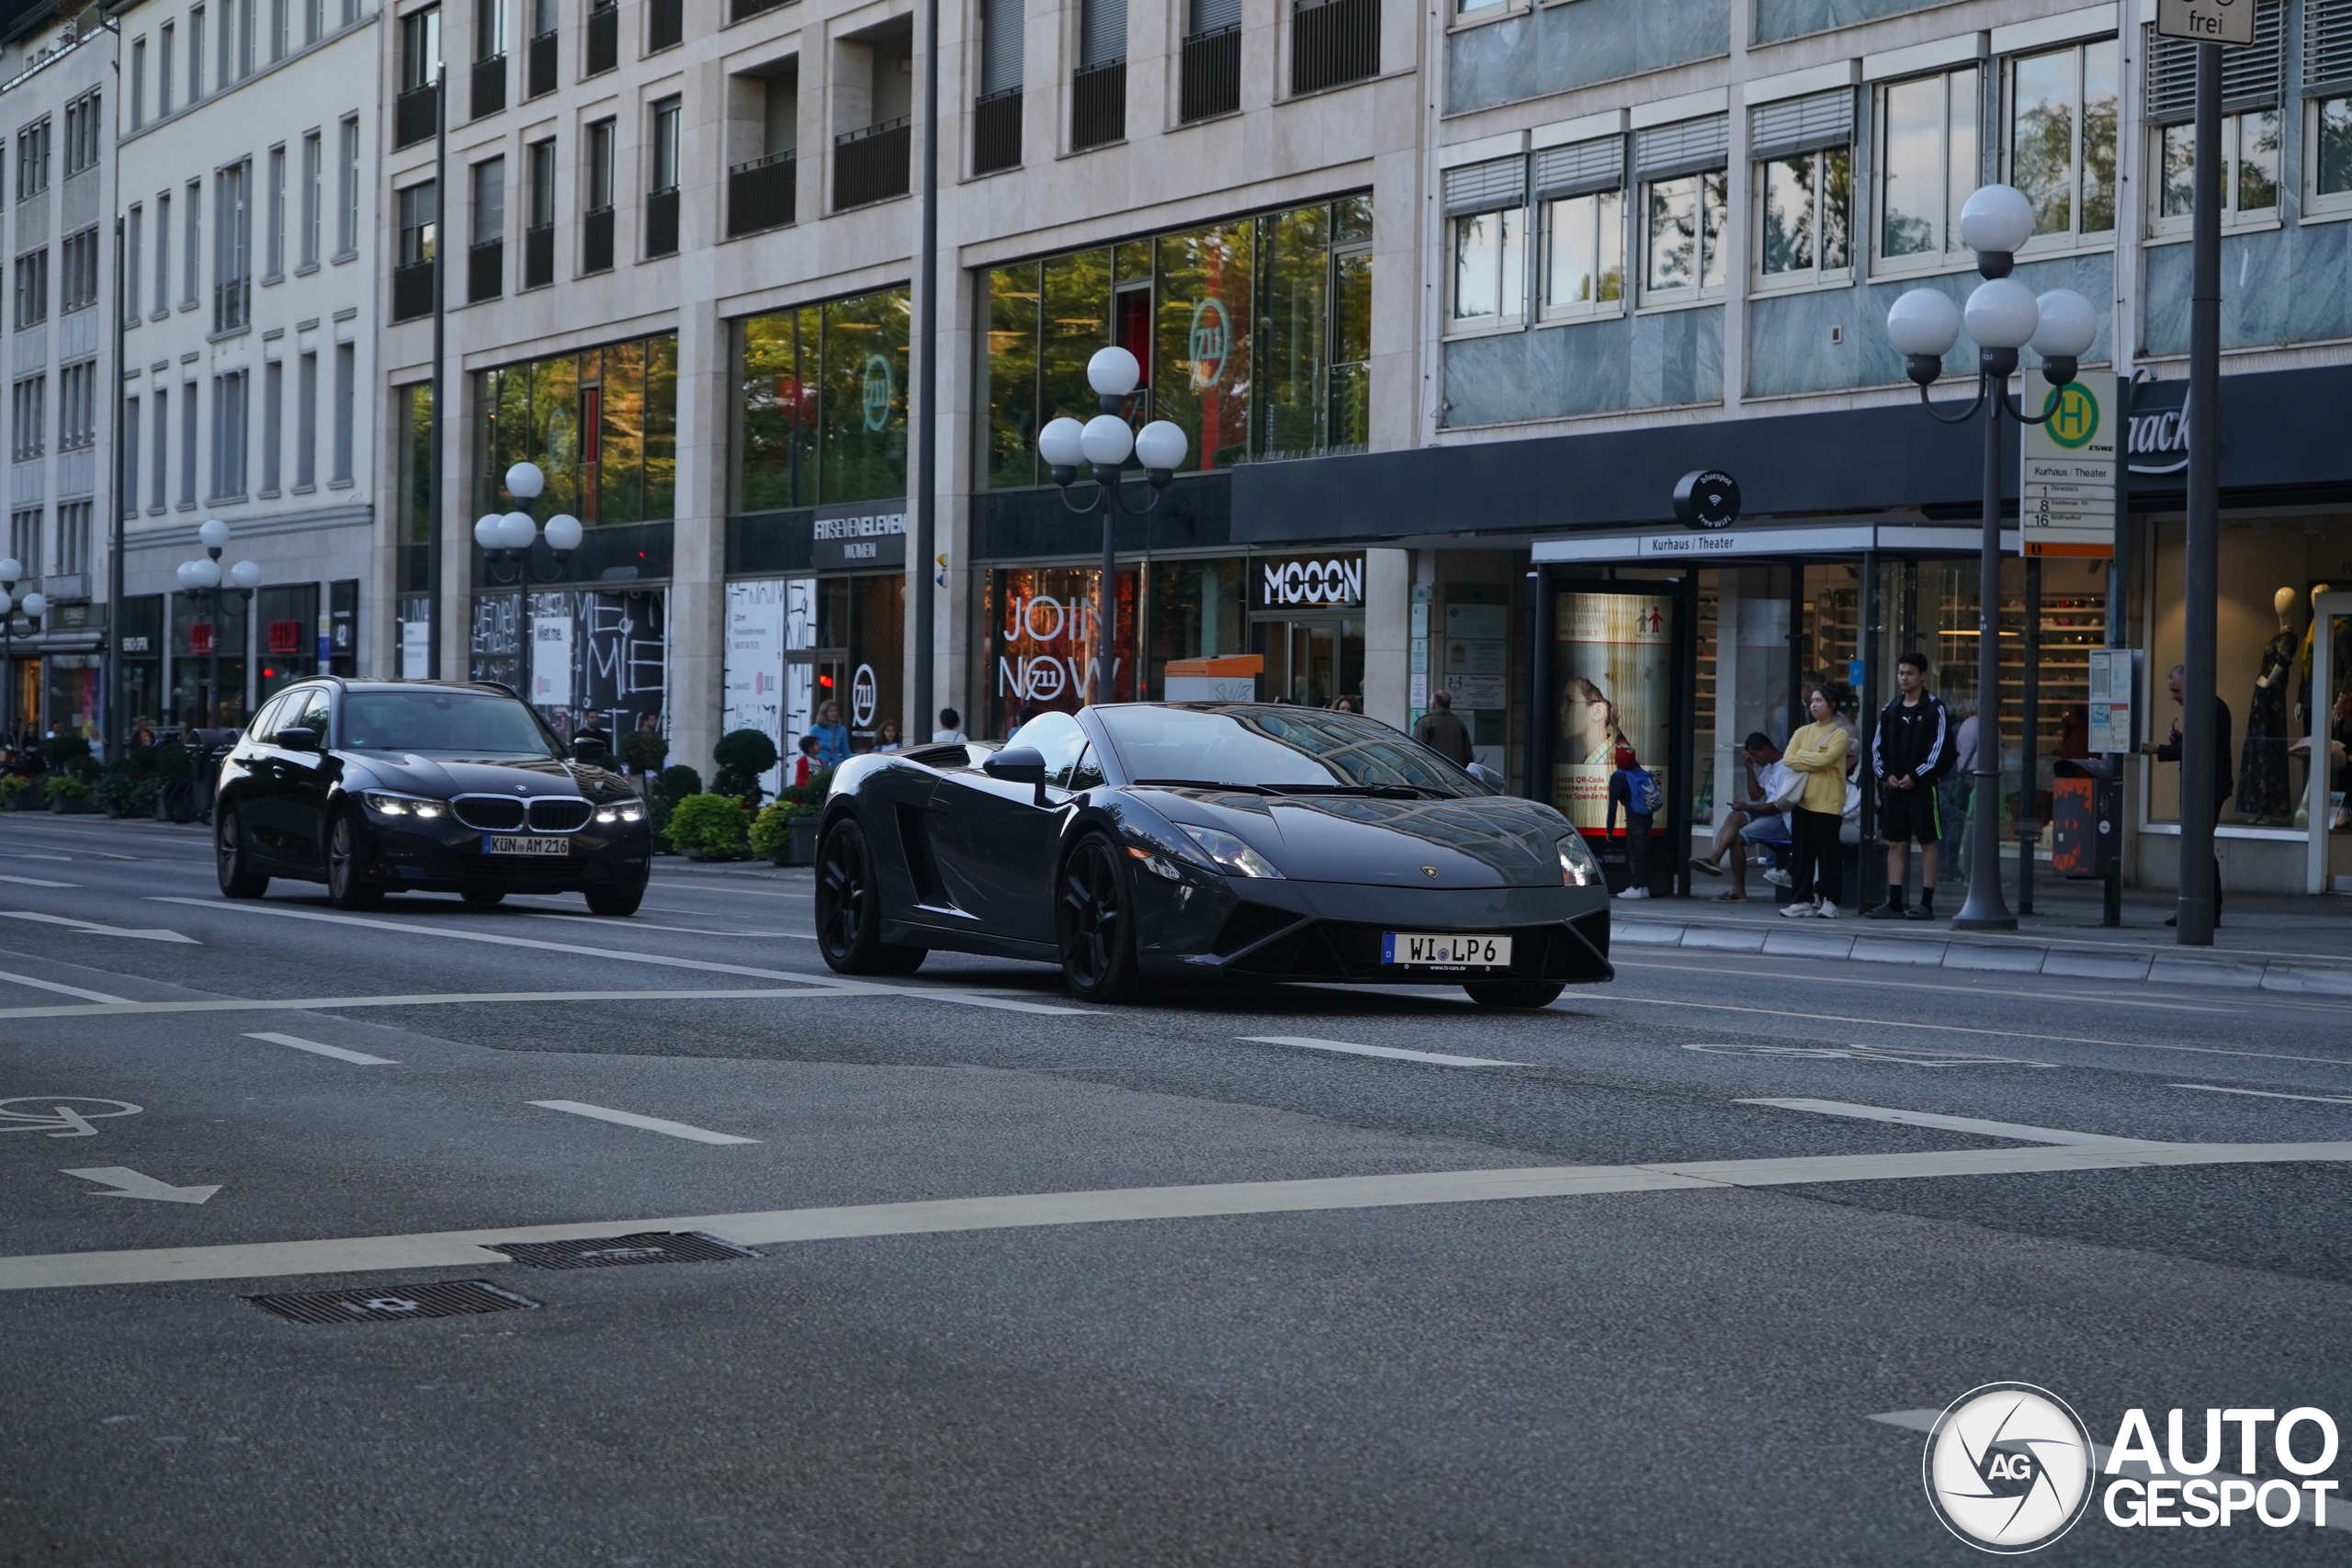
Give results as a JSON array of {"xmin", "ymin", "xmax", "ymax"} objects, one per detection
[
  {"xmin": 1057, "ymin": 833, "xmax": 1140, "ymax": 1001},
  {"xmin": 815, "ymin": 818, "xmax": 924, "ymax": 976}
]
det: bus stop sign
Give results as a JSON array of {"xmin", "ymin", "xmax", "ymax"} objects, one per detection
[{"xmin": 2156, "ymin": 0, "xmax": 2254, "ymax": 44}]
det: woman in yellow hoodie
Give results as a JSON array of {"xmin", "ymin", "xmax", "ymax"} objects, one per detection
[{"xmin": 1781, "ymin": 683, "xmax": 1852, "ymax": 919}]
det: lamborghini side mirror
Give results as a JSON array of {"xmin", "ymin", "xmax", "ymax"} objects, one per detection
[{"xmin": 984, "ymin": 745, "xmax": 1049, "ymax": 806}]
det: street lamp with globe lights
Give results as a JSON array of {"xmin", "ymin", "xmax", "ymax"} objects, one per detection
[
  {"xmin": 175, "ymin": 520, "xmax": 263, "ymax": 728},
  {"xmin": 0, "ymin": 557, "xmax": 43, "ymax": 747},
  {"xmin": 1034, "ymin": 347, "xmax": 1190, "ymax": 706},
  {"xmin": 474, "ymin": 461, "xmax": 583, "ymax": 585},
  {"xmin": 1883, "ymin": 183, "xmax": 2101, "ymax": 931}
]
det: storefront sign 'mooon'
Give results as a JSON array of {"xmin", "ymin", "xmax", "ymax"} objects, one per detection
[{"xmin": 1260, "ymin": 557, "xmax": 1364, "ymax": 609}]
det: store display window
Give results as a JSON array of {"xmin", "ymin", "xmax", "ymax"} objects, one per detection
[
  {"xmin": 476, "ymin": 333, "xmax": 678, "ymax": 526},
  {"xmin": 737, "ymin": 285, "xmax": 911, "ymax": 513},
  {"xmin": 980, "ymin": 566, "xmax": 1138, "ymax": 737}
]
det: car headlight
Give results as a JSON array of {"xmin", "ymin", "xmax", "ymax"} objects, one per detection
[
  {"xmin": 594, "ymin": 801, "xmax": 649, "ymax": 825},
  {"xmin": 1558, "ymin": 832, "xmax": 1602, "ymax": 887},
  {"xmin": 1179, "ymin": 823, "xmax": 1283, "ymax": 879},
  {"xmin": 363, "ymin": 791, "xmax": 447, "ymax": 820}
]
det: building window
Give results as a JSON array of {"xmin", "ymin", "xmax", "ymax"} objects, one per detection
[
  {"xmin": 59, "ymin": 361, "xmax": 96, "ymax": 451},
  {"xmin": 185, "ymin": 181, "xmax": 203, "ymax": 308},
  {"xmin": 2311, "ymin": 0, "xmax": 2352, "ymax": 212},
  {"xmin": 272, "ymin": 0, "xmax": 289, "ymax": 61},
  {"xmin": 123, "ymin": 400, "xmax": 141, "ymax": 516},
  {"xmin": 189, "ymin": 6, "xmax": 206, "ymax": 101},
  {"xmin": 126, "ymin": 205, "xmax": 143, "ymax": 322},
  {"xmin": 237, "ymin": 0, "xmax": 255, "ymax": 79},
  {"xmin": 1753, "ymin": 91, "xmax": 1854, "ymax": 288},
  {"xmin": 154, "ymin": 192, "xmax": 172, "ymax": 313},
  {"xmin": 180, "ymin": 383, "xmax": 199, "ymax": 504},
  {"xmin": 587, "ymin": 118, "xmax": 616, "ymax": 209},
  {"xmin": 16, "ymin": 117, "xmax": 49, "ymax": 201},
  {"xmin": 652, "ymin": 97, "xmax": 682, "ymax": 195},
  {"xmin": 132, "ymin": 39, "xmax": 147, "ymax": 129},
  {"xmin": 262, "ymin": 358, "xmax": 283, "ymax": 494},
  {"xmin": 10, "ymin": 377, "xmax": 43, "ymax": 462},
  {"xmin": 2148, "ymin": 7, "xmax": 2285, "ymax": 233},
  {"xmin": 266, "ymin": 145, "xmax": 287, "ymax": 278},
  {"xmin": 62, "ymin": 92, "xmax": 99, "ymax": 176},
  {"xmin": 1534, "ymin": 137, "xmax": 1624, "ymax": 321},
  {"xmin": 332, "ymin": 344, "xmax": 354, "ymax": 485},
  {"xmin": 151, "ymin": 389, "xmax": 168, "ymax": 509},
  {"xmin": 296, "ymin": 350, "xmax": 317, "ymax": 488},
  {"xmin": 2005, "ymin": 37, "xmax": 2120, "ymax": 249},
  {"xmin": 399, "ymin": 181, "xmax": 436, "ymax": 266},
  {"xmin": 338, "ymin": 116, "xmax": 361, "ymax": 256},
  {"xmin": 1632, "ymin": 116, "xmax": 1730, "ymax": 304},
  {"xmin": 1442, "ymin": 157, "xmax": 1526, "ymax": 327},
  {"xmin": 13, "ymin": 249, "xmax": 46, "ymax": 329},
  {"xmin": 56, "ymin": 502, "xmax": 89, "ymax": 579},
  {"xmin": 300, "ymin": 130, "xmax": 322, "ymax": 267},
  {"xmin": 1878, "ymin": 67, "xmax": 1980, "ymax": 271},
  {"xmin": 478, "ymin": 334, "xmax": 677, "ymax": 524},
  {"xmin": 306, "ymin": 0, "xmax": 322, "ymax": 47},
  {"xmin": 214, "ymin": 160, "xmax": 252, "ymax": 332},
  {"xmin": 60, "ymin": 228, "xmax": 97, "ymax": 313},
  {"xmin": 469, "ymin": 154, "xmax": 504, "ymax": 301},
  {"xmin": 213, "ymin": 369, "xmax": 249, "ymax": 498},
  {"xmin": 159, "ymin": 23, "xmax": 175, "ymax": 117},
  {"xmin": 8, "ymin": 510, "xmax": 39, "ymax": 576}
]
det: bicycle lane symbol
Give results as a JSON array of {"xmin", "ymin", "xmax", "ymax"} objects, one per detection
[{"xmin": 0, "ymin": 1099, "xmax": 144, "ymax": 1138}]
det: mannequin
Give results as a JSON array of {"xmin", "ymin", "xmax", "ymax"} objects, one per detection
[
  {"xmin": 2301, "ymin": 583, "xmax": 2335, "ymax": 734},
  {"xmin": 2239, "ymin": 586, "xmax": 2295, "ymax": 821}
]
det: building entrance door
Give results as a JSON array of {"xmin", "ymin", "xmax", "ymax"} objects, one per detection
[{"xmin": 1254, "ymin": 615, "xmax": 1363, "ymax": 709}]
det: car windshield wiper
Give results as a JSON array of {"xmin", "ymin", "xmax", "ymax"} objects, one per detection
[{"xmin": 1133, "ymin": 778, "xmax": 1272, "ymax": 794}]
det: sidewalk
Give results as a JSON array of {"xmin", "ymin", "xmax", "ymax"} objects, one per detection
[{"xmin": 1612, "ymin": 875, "xmax": 2352, "ymax": 995}]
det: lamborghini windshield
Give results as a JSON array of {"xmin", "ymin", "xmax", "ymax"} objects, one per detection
[
  {"xmin": 340, "ymin": 690, "xmax": 562, "ymax": 761},
  {"xmin": 1096, "ymin": 706, "xmax": 1477, "ymax": 796}
]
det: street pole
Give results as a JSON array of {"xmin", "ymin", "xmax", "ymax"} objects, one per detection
[
  {"xmin": 910, "ymin": 0, "xmax": 938, "ymax": 742},
  {"xmin": 1098, "ymin": 502, "xmax": 1115, "ymax": 705},
  {"xmin": 426, "ymin": 44, "xmax": 447, "ymax": 681},
  {"xmin": 207, "ymin": 588, "xmax": 220, "ymax": 728},
  {"xmin": 2018, "ymin": 554, "xmax": 2041, "ymax": 915},
  {"xmin": 1954, "ymin": 369, "xmax": 2016, "ymax": 930},
  {"xmin": 2178, "ymin": 39, "xmax": 2222, "ymax": 944},
  {"xmin": 108, "ymin": 213, "xmax": 126, "ymax": 756}
]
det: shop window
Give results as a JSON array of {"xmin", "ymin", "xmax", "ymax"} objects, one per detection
[
  {"xmin": 2147, "ymin": 7, "xmax": 2283, "ymax": 235},
  {"xmin": 1153, "ymin": 220, "xmax": 1252, "ymax": 468},
  {"xmin": 1751, "ymin": 90, "xmax": 1852, "ymax": 289},
  {"xmin": 980, "ymin": 565, "xmax": 1137, "ymax": 736},
  {"xmin": 2004, "ymin": 38, "xmax": 2119, "ymax": 251},
  {"xmin": 2311, "ymin": 0, "xmax": 2352, "ymax": 214},
  {"xmin": 477, "ymin": 333, "xmax": 678, "ymax": 528},
  {"xmin": 1634, "ymin": 117, "xmax": 1728, "ymax": 304},
  {"xmin": 1329, "ymin": 196, "xmax": 1372, "ymax": 452},
  {"xmin": 255, "ymin": 581, "xmax": 320, "ymax": 701},
  {"xmin": 400, "ymin": 382, "xmax": 431, "ymax": 592},
  {"xmin": 1535, "ymin": 137, "xmax": 1624, "ymax": 322},
  {"xmin": 736, "ymin": 285, "xmax": 910, "ymax": 513},
  {"xmin": 1145, "ymin": 558, "xmax": 1247, "ymax": 698},
  {"xmin": 983, "ymin": 265, "xmax": 1040, "ymax": 489},
  {"xmin": 1442, "ymin": 156, "xmax": 1525, "ymax": 329},
  {"xmin": 1877, "ymin": 67, "xmax": 1980, "ymax": 273}
]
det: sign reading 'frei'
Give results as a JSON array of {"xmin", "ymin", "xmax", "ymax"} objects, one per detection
[
  {"xmin": 2155, "ymin": 0, "xmax": 2256, "ymax": 44},
  {"xmin": 2020, "ymin": 368, "xmax": 2118, "ymax": 558}
]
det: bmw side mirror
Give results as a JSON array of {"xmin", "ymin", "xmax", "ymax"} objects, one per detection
[
  {"xmin": 984, "ymin": 745, "xmax": 1049, "ymax": 806},
  {"xmin": 571, "ymin": 734, "xmax": 611, "ymax": 762},
  {"xmin": 274, "ymin": 728, "xmax": 322, "ymax": 753}
]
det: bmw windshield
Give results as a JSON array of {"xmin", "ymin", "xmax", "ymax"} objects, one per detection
[
  {"xmin": 1096, "ymin": 706, "xmax": 1478, "ymax": 796},
  {"xmin": 339, "ymin": 690, "xmax": 563, "ymax": 761}
]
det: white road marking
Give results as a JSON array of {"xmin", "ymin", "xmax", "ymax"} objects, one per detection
[
  {"xmin": 0, "ymin": 852, "xmax": 74, "ymax": 862},
  {"xmin": 0, "ymin": 986, "xmax": 862, "ymax": 1021},
  {"xmin": 60, "ymin": 1167, "xmax": 220, "ymax": 1204},
  {"xmin": 0, "ymin": 967, "xmax": 129, "ymax": 1003},
  {"xmin": 2172, "ymin": 1082, "xmax": 2352, "ymax": 1105},
  {"xmin": 1617, "ymin": 958, "xmax": 2246, "ymax": 1015},
  {"xmin": 11, "ymin": 1137, "xmax": 2352, "ymax": 1291},
  {"xmin": 1686, "ymin": 1042, "xmax": 2052, "ymax": 1067},
  {"xmin": 1239, "ymin": 1035, "xmax": 1529, "ymax": 1068},
  {"xmin": 159, "ymin": 898, "xmax": 1096, "ymax": 1014},
  {"xmin": 0, "ymin": 910, "xmax": 196, "ymax": 943},
  {"xmin": 0, "ymin": 874, "xmax": 77, "ymax": 888},
  {"xmin": 528, "ymin": 1100, "xmax": 759, "ymax": 1145},
  {"xmin": 519, "ymin": 910, "xmax": 816, "ymax": 938},
  {"xmin": 1736, "ymin": 1098, "xmax": 2151, "ymax": 1147},
  {"xmin": 243, "ymin": 1032, "xmax": 397, "ymax": 1066}
]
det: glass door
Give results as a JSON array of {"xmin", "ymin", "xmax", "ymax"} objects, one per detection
[{"xmin": 2308, "ymin": 592, "xmax": 2352, "ymax": 893}]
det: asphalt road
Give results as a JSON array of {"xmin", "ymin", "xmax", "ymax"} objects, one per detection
[{"xmin": 4, "ymin": 813, "xmax": 2351, "ymax": 1565}]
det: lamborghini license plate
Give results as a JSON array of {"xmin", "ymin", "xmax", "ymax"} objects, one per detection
[
  {"xmin": 1381, "ymin": 932, "xmax": 1512, "ymax": 968},
  {"xmin": 483, "ymin": 835, "xmax": 570, "ymax": 857}
]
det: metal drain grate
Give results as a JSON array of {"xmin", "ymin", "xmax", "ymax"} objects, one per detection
[
  {"xmin": 244, "ymin": 1280, "xmax": 542, "ymax": 1325},
  {"xmin": 492, "ymin": 1231, "xmax": 763, "ymax": 1270}
]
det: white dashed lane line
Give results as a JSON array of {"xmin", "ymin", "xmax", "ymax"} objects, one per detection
[
  {"xmin": 2172, "ymin": 1083, "xmax": 2352, "ymax": 1106},
  {"xmin": 1738, "ymin": 1098, "xmax": 2153, "ymax": 1147},
  {"xmin": 528, "ymin": 1100, "xmax": 760, "ymax": 1145},
  {"xmin": 1238, "ymin": 1035, "xmax": 1529, "ymax": 1068},
  {"xmin": 243, "ymin": 1032, "xmax": 398, "ymax": 1066}
]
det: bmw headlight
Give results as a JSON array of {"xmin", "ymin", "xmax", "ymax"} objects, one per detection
[
  {"xmin": 363, "ymin": 791, "xmax": 447, "ymax": 820},
  {"xmin": 1558, "ymin": 832, "xmax": 1602, "ymax": 887},
  {"xmin": 1179, "ymin": 824, "xmax": 1283, "ymax": 879},
  {"xmin": 594, "ymin": 800, "xmax": 648, "ymax": 825}
]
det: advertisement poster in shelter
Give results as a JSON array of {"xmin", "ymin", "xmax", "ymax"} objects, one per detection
[{"xmin": 1554, "ymin": 592, "xmax": 1673, "ymax": 834}]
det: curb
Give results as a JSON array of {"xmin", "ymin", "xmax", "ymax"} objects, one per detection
[{"xmin": 1612, "ymin": 917, "xmax": 2352, "ymax": 996}]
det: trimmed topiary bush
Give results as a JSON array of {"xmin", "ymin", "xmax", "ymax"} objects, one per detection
[
  {"xmin": 619, "ymin": 728, "xmax": 669, "ymax": 774},
  {"xmin": 712, "ymin": 728, "xmax": 780, "ymax": 805},
  {"xmin": 653, "ymin": 763, "xmax": 703, "ymax": 804}
]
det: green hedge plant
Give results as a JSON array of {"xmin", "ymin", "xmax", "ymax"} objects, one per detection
[{"xmin": 662, "ymin": 794, "xmax": 752, "ymax": 859}]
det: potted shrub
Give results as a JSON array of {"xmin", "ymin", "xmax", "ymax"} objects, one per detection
[
  {"xmin": 43, "ymin": 775, "xmax": 92, "ymax": 813},
  {"xmin": 0, "ymin": 774, "xmax": 36, "ymax": 811},
  {"xmin": 712, "ymin": 728, "xmax": 780, "ymax": 807},
  {"xmin": 618, "ymin": 728, "xmax": 668, "ymax": 783},
  {"xmin": 662, "ymin": 793, "xmax": 752, "ymax": 861},
  {"xmin": 92, "ymin": 771, "xmax": 159, "ymax": 818},
  {"xmin": 649, "ymin": 764, "xmax": 703, "ymax": 852}
]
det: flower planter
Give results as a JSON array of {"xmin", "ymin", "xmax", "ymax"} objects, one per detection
[
  {"xmin": 4, "ymin": 789, "xmax": 42, "ymax": 810},
  {"xmin": 49, "ymin": 795, "xmax": 95, "ymax": 814},
  {"xmin": 783, "ymin": 815, "xmax": 820, "ymax": 866}
]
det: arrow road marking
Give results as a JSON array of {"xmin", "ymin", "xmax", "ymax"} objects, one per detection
[
  {"xmin": 62, "ymin": 1168, "xmax": 220, "ymax": 1204},
  {"xmin": 244, "ymin": 1032, "xmax": 398, "ymax": 1066},
  {"xmin": 1239, "ymin": 1035, "xmax": 1530, "ymax": 1068},
  {"xmin": 0, "ymin": 910, "xmax": 198, "ymax": 943},
  {"xmin": 529, "ymin": 1100, "xmax": 759, "ymax": 1145}
]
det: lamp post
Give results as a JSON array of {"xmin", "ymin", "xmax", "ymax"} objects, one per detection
[
  {"xmin": 174, "ymin": 519, "xmax": 261, "ymax": 728},
  {"xmin": 1883, "ymin": 184, "xmax": 2099, "ymax": 932},
  {"xmin": 473, "ymin": 462, "xmax": 583, "ymax": 585},
  {"xmin": 1035, "ymin": 348, "xmax": 1189, "ymax": 705},
  {"xmin": 0, "ymin": 558, "xmax": 44, "ymax": 749}
]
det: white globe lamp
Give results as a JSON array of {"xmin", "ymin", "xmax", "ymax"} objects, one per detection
[
  {"xmin": 1086, "ymin": 346, "xmax": 1142, "ymax": 400},
  {"xmin": 1037, "ymin": 417, "xmax": 1086, "ymax": 470},
  {"xmin": 1958, "ymin": 185, "xmax": 2036, "ymax": 260},
  {"xmin": 1134, "ymin": 420, "xmax": 1189, "ymax": 473},
  {"xmin": 544, "ymin": 513, "xmax": 583, "ymax": 554},
  {"xmin": 506, "ymin": 461, "xmax": 547, "ymax": 501},
  {"xmin": 1079, "ymin": 414, "xmax": 1135, "ymax": 468}
]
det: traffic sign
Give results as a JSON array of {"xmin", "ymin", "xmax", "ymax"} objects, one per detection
[
  {"xmin": 2021, "ymin": 370, "xmax": 2118, "ymax": 558},
  {"xmin": 2155, "ymin": 0, "xmax": 2254, "ymax": 44}
]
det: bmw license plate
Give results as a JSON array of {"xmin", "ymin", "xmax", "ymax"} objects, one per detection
[
  {"xmin": 1381, "ymin": 932, "xmax": 1512, "ymax": 969},
  {"xmin": 483, "ymin": 835, "xmax": 569, "ymax": 857}
]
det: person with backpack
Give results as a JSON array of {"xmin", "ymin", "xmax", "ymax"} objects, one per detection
[
  {"xmin": 1605, "ymin": 741, "xmax": 1663, "ymax": 899},
  {"xmin": 1868, "ymin": 651, "xmax": 1954, "ymax": 920}
]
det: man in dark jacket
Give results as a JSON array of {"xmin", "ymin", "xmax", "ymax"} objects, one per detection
[
  {"xmin": 2143, "ymin": 662, "xmax": 2233, "ymax": 926},
  {"xmin": 1414, "ymin": 689, "xmax": 1474, "ymax": 764},
  {"xmin": 1868, "ymin": 652, "xmax": 1954, "ymax": 919}
]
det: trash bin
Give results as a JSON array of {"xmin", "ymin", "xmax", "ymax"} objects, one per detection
[
  {"xmin": 187, "ymin": 728, "xmax": 239, "ymax": 826},
  {"xmin": 2051, "ymin": 758, "xmax": 2120, "ymax": 880}
]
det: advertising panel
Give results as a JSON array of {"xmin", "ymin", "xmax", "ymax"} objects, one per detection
[{"xmin": 1554, "ymin": 592, "xmax": 1674, "ymax": 834}]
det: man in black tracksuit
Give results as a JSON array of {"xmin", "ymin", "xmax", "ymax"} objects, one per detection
[{"xmin": 1869, "ymin": 651, "xmax": 1954, "ymax": 920}]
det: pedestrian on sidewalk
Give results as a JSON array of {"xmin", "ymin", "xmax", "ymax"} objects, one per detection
[
  {"xmin": 1414, "ymin": 689, "xmax": 1474, "ymax": 764},
  {"xmin": 1606, "ymin": 741, "xmax": 1663, "ymax": 899},
  {"xmin": 1692, "ymin": 732, "xmax": 1790, "ymax": 900},
  {"xmin": 2142, "ymin": 662, "xmax": 2233, "ymax": 928},
  {"xmin": 1868, "ymin": 651, "xmax": 1954, "ymax": 920},
  {"xmin": 1781, "ymin": 684, "xmax": 1850, "ymax": 919}
]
